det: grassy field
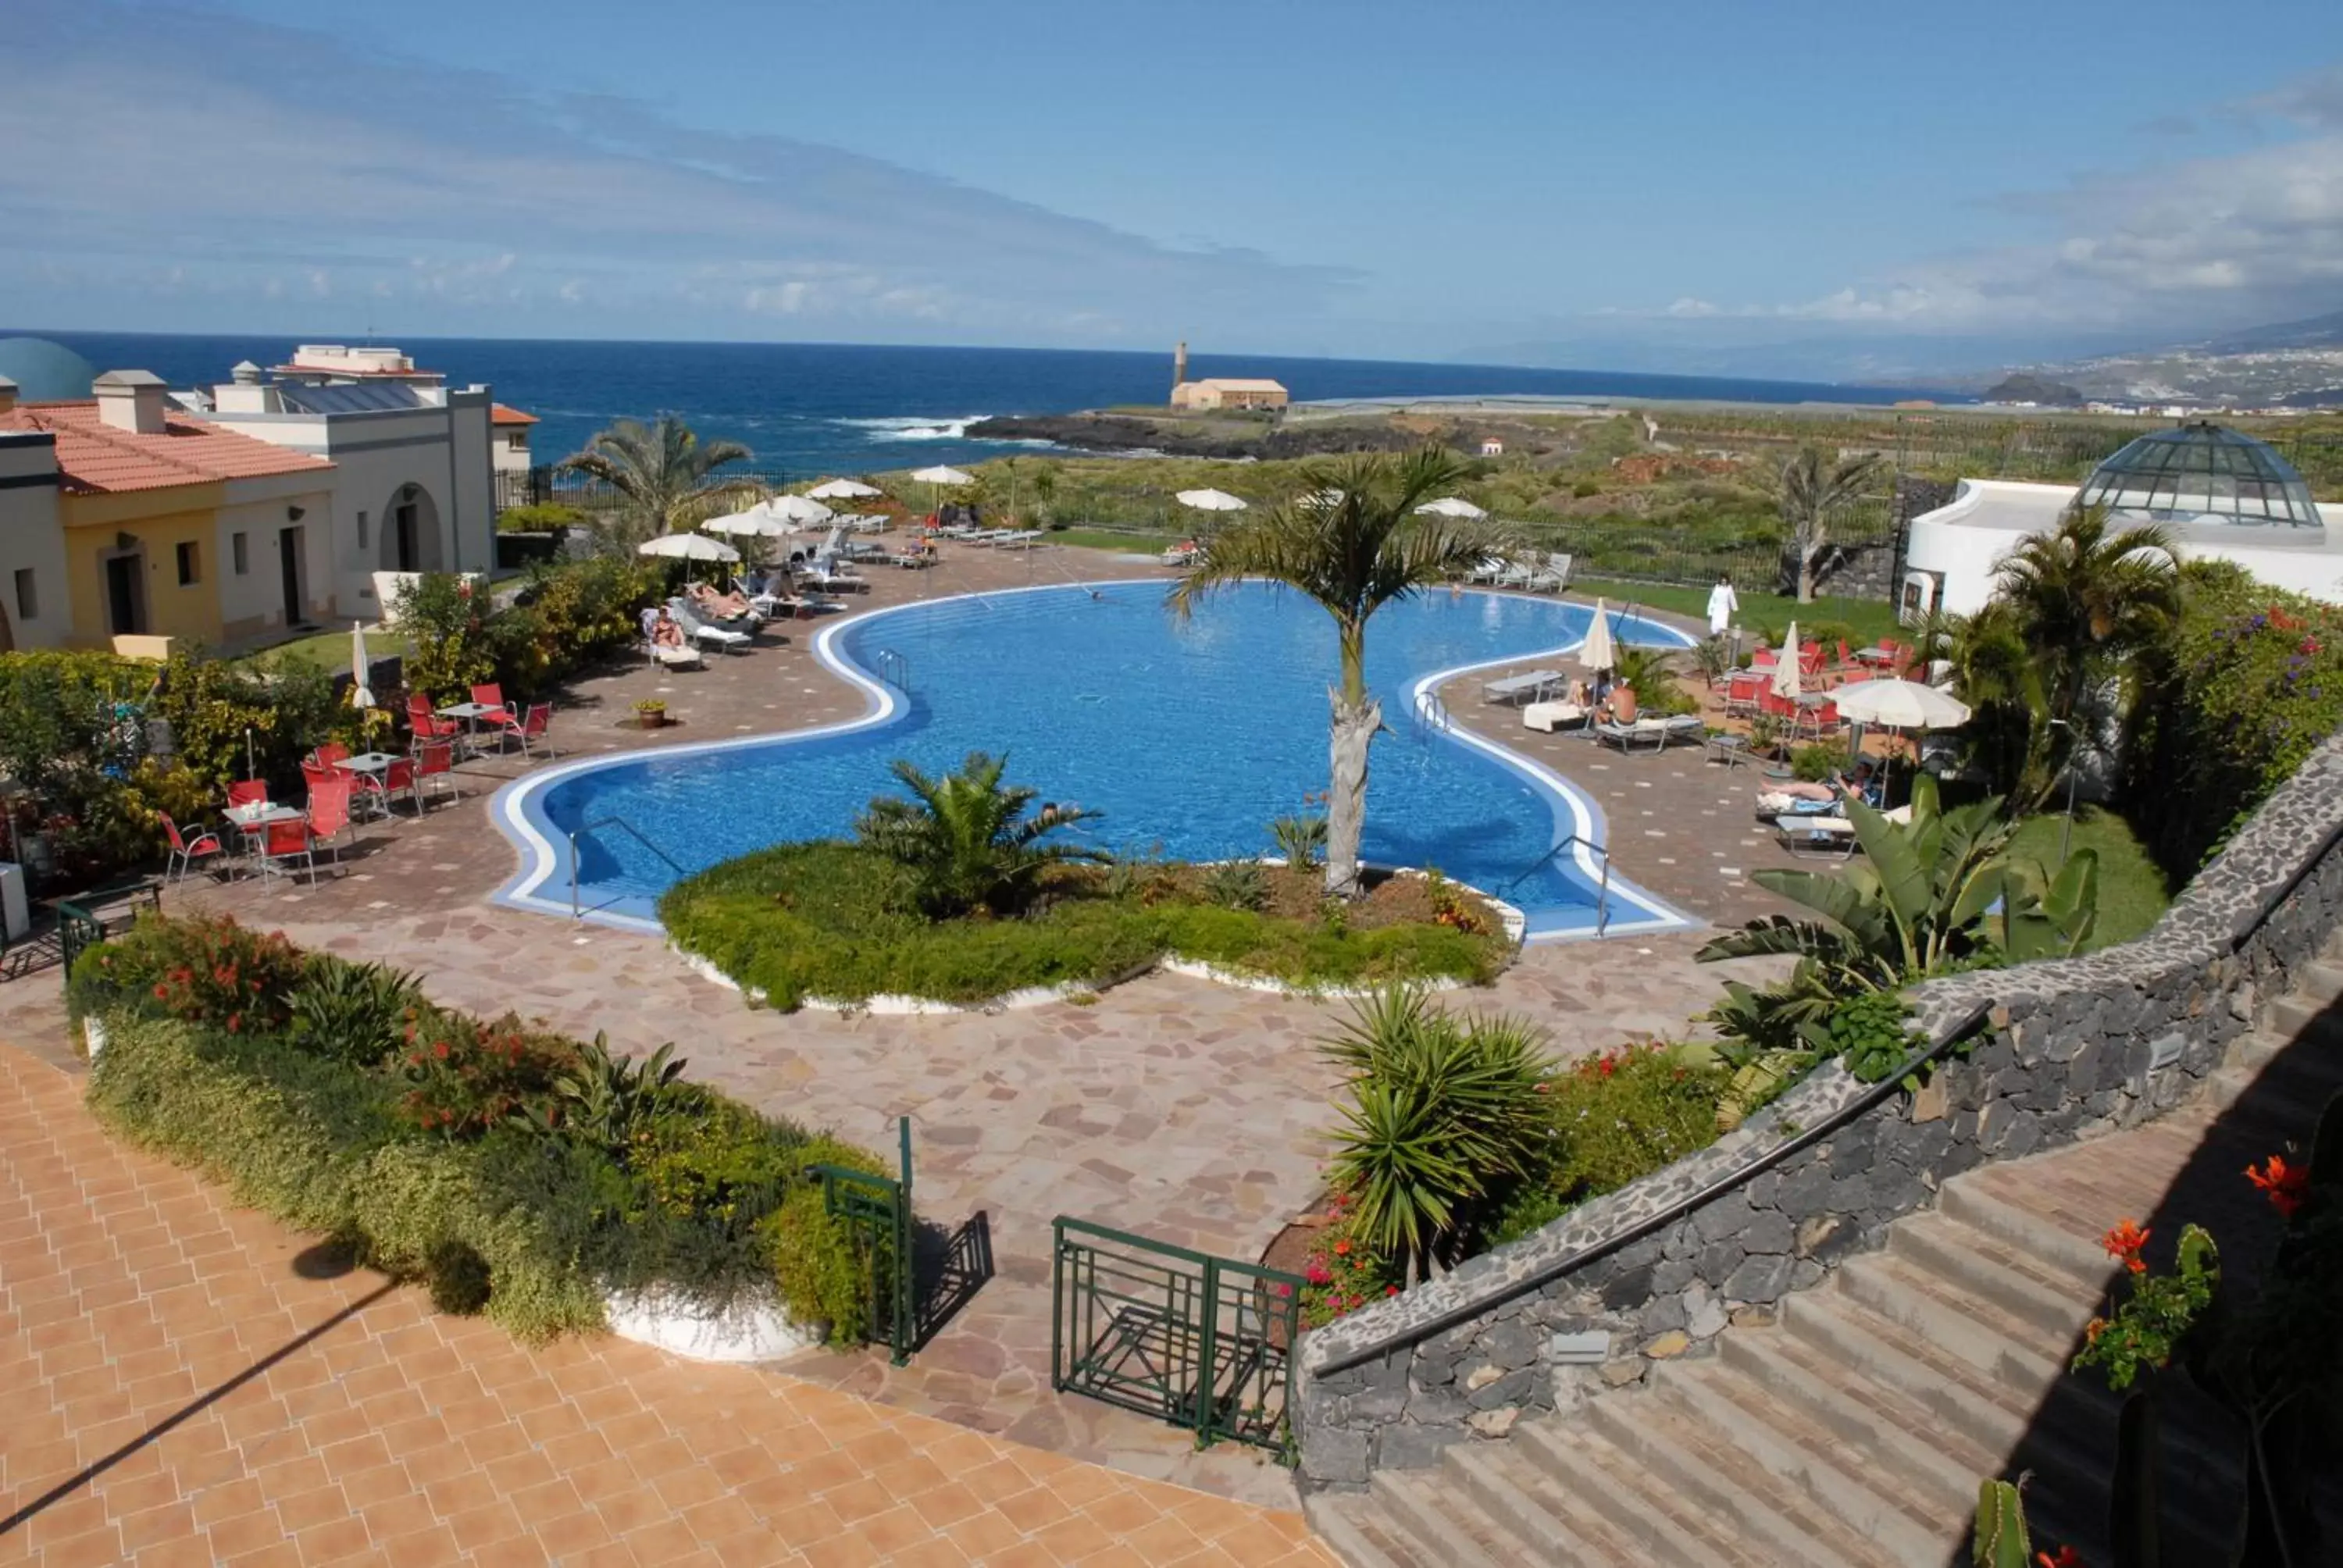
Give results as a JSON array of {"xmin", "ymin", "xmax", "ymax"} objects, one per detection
[
  {"xmin": 1571, "ymin": 578, "xmax": 1904, "ymax": 648},
  {"xmin": 1045, "ymin": 527, "xmax": 1178, "ymax": 554},
  {"xmin": 231, "ymin": 628, "xmax": 414, "ymax": 672},
  {"xmin": 2006, "ymin": 806, "xmax": 2171, "ymax": 950}
]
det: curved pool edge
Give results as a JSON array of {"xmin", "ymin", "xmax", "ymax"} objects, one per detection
[{"xmin": 487, "ymin": 579, "xmax": 1703, "ymax": 943}]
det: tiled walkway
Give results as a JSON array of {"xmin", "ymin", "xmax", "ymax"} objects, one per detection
[{"xmin": 0, "ymin": 1044, "xmax": 1336, "ymax": 1568}]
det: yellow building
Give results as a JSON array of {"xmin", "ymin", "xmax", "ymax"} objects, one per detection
[
  {"xmin": 1170, "ymin": 377, "xmax": 1290, "ymax": 412},
  {"xmin": 0, "ymin": 372, "xmax": 336, "ymax": 652}
]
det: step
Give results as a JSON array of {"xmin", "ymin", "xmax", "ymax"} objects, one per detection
[
  {"xmin": 1937, "ymin": 1180, "xmax": 2117, "ymax": 1288},
  {"xmin": 1719, "ymin": 1323, "xmax": 1998, "ymax": 1509},
  {"xmin": 1512, "ymin": 1417, "xmax": 1760, "ymax": 1568},
  {"xmin": 2265, "ymin": 991, "xmax": 2343, "ymax": 1041},
  {"xmin": 1371, "ymin": 1466, "xmax": 1517, "ymax": 1568},
  {"xmin": 1834, "ymin": 1249, "xmax": 2069, "ymax": 1390},
  {"xmin": 1623, "ymin": 1367, "xmax": 1947, "ymax": 1563},
  {"xmin": 1446, "ymin": 1439, "xmax": 1660, "ymax": 1565},
  {"xmin": 1887, "ymin": 1211, "xmax": 2104, "ymax": 1339},
  {"xmin": 1304, "ymin": 1491, "xmax": 1427, "ymax": 1568},
  {"xmin": 2284, "ymin": 957, "xmax": 2343, "ymax": 1007}
]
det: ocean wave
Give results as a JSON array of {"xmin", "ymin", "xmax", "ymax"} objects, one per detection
[{"xmin": 833, "ymin": 414, "xmax": 993, "ymax": 441}]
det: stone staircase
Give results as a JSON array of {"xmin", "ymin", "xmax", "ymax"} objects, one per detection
[{"xmin": 1306, "ymin": 948, "xmax": 2343, "ymax": 1566}]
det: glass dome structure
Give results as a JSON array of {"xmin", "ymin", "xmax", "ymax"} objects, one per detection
[{"xmin": 2075, "ymin": 421, "xmax": 2322, "ymax": 529}]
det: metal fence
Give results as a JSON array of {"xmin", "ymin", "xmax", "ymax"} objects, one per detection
[{"xmin": 495, "ymin": 464, "xmax": 806, "ymax": 514}]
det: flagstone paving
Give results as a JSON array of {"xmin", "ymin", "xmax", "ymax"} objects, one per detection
[
  {"xmin": 0, "ymin": 542, "xmax": 1792, "ymax": 1510},
  {"xmin": 0, "ymin": 1042, "xmax": 1339, "ymax": 1568}
]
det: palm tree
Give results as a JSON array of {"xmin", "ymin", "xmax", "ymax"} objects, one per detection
[
  {"xmin": 854, "ymin": 751, "xmax": 1106, "ymax": 918},
  {"xmin": 559, "ymin": 417, "xmax": 759, "ymax": 550},
  {"xmin": 1169, "ymin": 447, "xmax": 1496, "ymax": 896},
  {"xmin": 1778, "ymin": 445, "xmax": 1885, "ymax": 602},
  {"xmin": 1995, "ymin": 505, "xmax": 2178, "ymax": 723}
]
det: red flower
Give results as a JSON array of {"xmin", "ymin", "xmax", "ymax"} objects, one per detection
[
  {"xmin": 1305, "ymin": 1262, "xmax": 1332, "ymax": 1286},
  {"xmin": 1385, "ymin": 1285, "xmax": 1400, "ymax": 1296},
  {"xmin": 152, "ymin": 982, "xmax": 169, "ymax": 1000},
  {"xmin": 2245, "ymin": 1155, "xmax": 2309, "ymax": 1219},
  {"xmin": 2036, "ymin": 1547, "xmax": 2081, "ymax": 1568},
  {"xmin": 433, "ymin": 1040, "xmax": 451, "ymax": 1060},
  {"xmin": 2102, "ymin": 1220, "xmax": 2150, "ymax": 1274},
  {"xmin": 1332, "ymin": 1238, "xmax": 1351, "ymax": 1256}
]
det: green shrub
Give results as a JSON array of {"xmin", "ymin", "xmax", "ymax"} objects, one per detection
[
  {"xmin": 762, "ymin": 1137, "xmax": 890, "ymax": 1339},
  {"xmin": 659, "ymin": 842, "xmax": 1508, "ymax": 1007},
  {"xmin": 392, "ymin": 1009, "xmax": 577, "ymax": 1138},
  {"xmin": 1203, "ymin": 858, "xmax": 1268, "ymax": 912},
  {"xmin": 287, "ymin": 955, "xmax": 423, "ymax": 1067},
  {"xmin": 495, "ymin": 503, "xmax": 587, "ymax": 533},
  {"xmin": 1790, "ymin": 743, "xmax": 1848, "ymax": 783},
  {"xmin": 1487, "ymin": 1042, "xmax": 1729, "ymax": 1246}
]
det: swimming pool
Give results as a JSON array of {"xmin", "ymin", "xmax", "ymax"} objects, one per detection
[{"xmin": 491, "ymin": 579, "xmax": 1696, "ymax": 939}]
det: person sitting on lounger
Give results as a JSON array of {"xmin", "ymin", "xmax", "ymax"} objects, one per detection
[
  {"xmin": 1759, "ymin": 760, "xmax": 1878, "ymax": 814},
  {"xmin": 690, "ymin": 582, "xmax": 755, "ymax": 621},
  {"xmin": 651, "ymin": 607, "xmax": 687, "ymax": 649},
  {"xmin": 1600, "ymin": 679, "xmax": 1639, "ymax": 725}
]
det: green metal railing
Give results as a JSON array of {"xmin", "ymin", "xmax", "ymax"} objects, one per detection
[
  {"xmin": 55, "ymin": 900, "xmax": 107, "ymax": 974},
  {"xmin": 806, "ymin": 1117, "xmax": 915, "ymax": 1367},
  {"xmin": 1050, "ymin": 1216, "xmax": 1306, "ymax": 1455}
]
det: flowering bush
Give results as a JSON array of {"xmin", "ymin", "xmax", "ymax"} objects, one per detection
[
  {"xmin": 68, "ymin": 913, "xmax": 304, "ymax": 1035},
  {"xmin": 393, "ymin": 1009, "xmax": 576, "ymax": 1138},
  {"xmin": 2126, "ymin": 563, "xmax": 2343, "ymax": 872},
  {"xmin": 1296, "ymin": 1190, "xmax": 1404, "ymax": 1328}
]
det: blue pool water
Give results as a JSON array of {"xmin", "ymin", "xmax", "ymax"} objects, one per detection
[{"xmin": 495, "ymin": 581, "xmax": 1692, "ymax": 937}]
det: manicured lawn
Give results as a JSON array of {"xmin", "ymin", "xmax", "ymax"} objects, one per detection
[
  {"xmin": 232, "ymin": 627, "xmax": 413, "ymax": 672},
  {"xmin": 2006, "ymin": 806, "xmax": 2172, "ymax": 950},
  {"xmin": 1574, "ymin": 578, "xmax": 1904, "ymax": 649},
  {"xmin": 1045, "ymin": 528, "xmax": 1178, "ymax": 554}
]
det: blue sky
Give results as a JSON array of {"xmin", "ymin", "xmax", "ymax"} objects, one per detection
[{"xmin": 4, "ymin": 0, "xmax": 2340, "ymax": 376}]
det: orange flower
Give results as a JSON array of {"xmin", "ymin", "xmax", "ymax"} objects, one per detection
[
  {"xmin": 2084, "ymin": 1317, "xmax": 2106, "ymax": 1345},
  {"xmin": 1332, "ymin": 1238, "xmax": 1351, "ymax": 1256},
  {"xmin": 2101, "ymin": 1220, "xmax": 2149, "ymax": 1274},
  {"xmin": 2245, "ymin": 1155, "xmax": 2310, "ymax": 1220}
]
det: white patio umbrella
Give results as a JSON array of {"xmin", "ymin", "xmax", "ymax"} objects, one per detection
[
  {"xmin": 1415, "ymin": 496, "xmax": 1488, "ymax": 519},
  {"xmin": 1829, "ymin": 679, "xmax": 1970, "ymax": 732},
  {"xmin": 1771, "ymin": 619, "xmax": 1803, "ymax": 702},
  {"xmin": 807, "ymin": 478, "xmax": 882, "ymax": 501},
  {"xmin": 769, "ymin": 494, "xmax": 835, "ymax": 526},
  {"xmin": 908, "ymin": 464, "xmax": 975, "ymax": 515},
  {"xmin": 637, "ymin": 532, "xmax": 740, "ymax": 563},
  {"xmin": 703, "ymin": 505, "xmax": 792, "ymax": 539},
  {"xmin": 349, "ymin": 622, "xmax": 373, "ymax": 710},
  {"xmin": 1578, "ymin": 598, "xmax": 1617, "ymax": 674},
  {"xmin": 1175, "ymin": 488, "xmax": 1248, "ymax": 513}
]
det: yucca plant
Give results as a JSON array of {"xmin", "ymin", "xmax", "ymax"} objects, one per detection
[
  {"xmin": 855, "ymin": 750, "xmax": 1107, "ymax": 918},
  {"xmin": 1271, "ymin": 813, "xmax": 1328, "ymax": 871},
  {"xmin": 287, "ymin": 957, "xmax": 423, "ymax": 1067},
  {"xmin": 1321, "ymin": 987, "xmax": 1554, "ymax": 1284}
]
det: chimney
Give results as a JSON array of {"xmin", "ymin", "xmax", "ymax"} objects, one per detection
[
  {"xmin": 0, "ymin": 376, "xmax": 15, "ymax": 415},
  {"xmin": 231, "ymin": 360, "xmax": 262, "ymax": 385},
  {"xmin": 94, "ymin": 369, "xmax": 169, "ymax": 435},
  {"xmin": 1173, "ymin": 340, "xmax": 1188, "ymax": 394}
]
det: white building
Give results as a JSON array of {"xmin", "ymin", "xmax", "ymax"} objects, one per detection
[
  {"xmin": 1903, "ymin": 422, "xmax": 2343, "ymax": 621},
  {"xmin": 491, "ymin": 404, "xmax": 537, "ymax": 478},
  {"xmin": 184, "ymin": 358, "xmax": 497, "ymax": 620}
]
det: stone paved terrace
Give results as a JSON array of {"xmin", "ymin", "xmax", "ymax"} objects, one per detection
[
  {"xmin": 0, "ymin": 540, "xmax": 1796, "ymax": 1508},
  {"xmin": 0, "ymin": 1043, "xmax": 1339, "ymax": 1568}
]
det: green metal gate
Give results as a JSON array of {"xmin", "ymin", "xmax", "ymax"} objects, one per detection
[
  {"xmin": 1050, "ymin": 1216, "xmax": 1306, "ymax": 1454},
  {"xmin": 805, "ymin": 1116, "xmax": 916, "ymax": 1367}
]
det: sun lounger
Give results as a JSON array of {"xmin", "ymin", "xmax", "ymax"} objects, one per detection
[
  {"xmin": 1523, "ymin": 700, "xmax": 1588, "ymax": 734},
  {"xmin": 670, "ymin": 599, "xmax": 751, "ymax": 653},
  {"xmin": 1482, "ymin": 669, "xmax": 1566, "ymax": 704},
  {"xmin": 1161, "ymin": 546, "xmax": 1199, "ymax": 568},
  {"xmin": 1593, "ymin": 715, "xmax": 1706, "ymax": 754},
  {"xmin": 1775, "ymin": 814, "xmax": 1860, "ymax": 858},
  {"xmin": 798, "ymin": 565, "xmax": 868, "ymax": 593}
]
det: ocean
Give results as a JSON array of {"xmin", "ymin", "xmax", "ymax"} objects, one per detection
[{"xmin": 17, "ymin": 330, "xmax": 1960, "ymax": 478}]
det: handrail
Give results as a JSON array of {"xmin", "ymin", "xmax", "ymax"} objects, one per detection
[
  {"xmin": 1502, "ymin": 829, "xmax": 1612, "ymax": 935},
  {"xmin": 568, "ymin": 814, "xmax": 687, "ymax": 918},
  {"xmin": 1310, "ymin": 1000, "xmax": 1994, "ymax": 1377},
  {"xmin": 871, "ymin": 647, "xmax": 911, "ymax": 690}
]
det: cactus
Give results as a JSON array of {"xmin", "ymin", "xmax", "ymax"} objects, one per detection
[
  {"xmin": 2113, "ymin": 1392, "xmax": 2160, "ymax": 1568},
  {"xmin": 1972, "ymin": 1477, "xmax": 2031, "ymax": 1568}
]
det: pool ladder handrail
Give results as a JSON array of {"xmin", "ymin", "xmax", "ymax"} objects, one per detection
[
  {"xmin": 872, "ymin": 647, "xmax": 911, "ymax": 691},
  {"xmin": 1412, "ymin": 688, "xmax": 1453, "ymax": 739},
  {"xmin": 569, "ymin": 814, "xmax": 687, "ymax": 919},
  {"xmin": 1502, "ymin": 829, "xmax": 1612, "ymax": 938}
]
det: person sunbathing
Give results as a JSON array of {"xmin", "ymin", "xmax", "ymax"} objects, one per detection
[
  {"xmin": 689, "ymin": 582, "xmax": 755, "ymax": 621},
  {"xmin": 1757, "ymin": 761, "xmax": 1879, "ymax": 816},
  {"xmin": 651, "ymin": 607, "xmax": 686, "ymax": 649}
]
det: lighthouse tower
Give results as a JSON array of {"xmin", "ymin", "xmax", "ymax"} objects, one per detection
[{"xmin": 1172, "ymin": 340, "xmax": 1189, "ymax": 399}]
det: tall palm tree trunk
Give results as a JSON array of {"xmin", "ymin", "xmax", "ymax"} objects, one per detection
[{"xmin": 1325, "ymin": 623, "xmax": 1377, "ymax": 896}]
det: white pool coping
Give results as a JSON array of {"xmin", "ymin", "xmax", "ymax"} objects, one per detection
[{"xmin": 487, "ymin": 580, "xmax": 1699, "ymax": 945}]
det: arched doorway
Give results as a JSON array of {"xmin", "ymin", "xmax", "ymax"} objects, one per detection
[{"xmin": 377, "ymin": 484, "xmax": 446, "ymax": 573}]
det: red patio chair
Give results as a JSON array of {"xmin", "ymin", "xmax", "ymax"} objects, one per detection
[
  {"xmin": 407, "ymin": 693, "xmax": 462, "ymax": 744},
  {"xmin": 378, "ymin": 755, "xmax": 420, "ymax": 817},
  {"xmin": 305, "ymin": 775, "xmax": 351, "ymax": 874},
  {"xmin": 160, "ymin": 812, "xmax": 226, "ymax": 883},
  {"xmin": 259, "ymin": 818, "xmax": 316, "ymax": 884},
  {"xmin": 301, "ymin": 761, "xmax": 337, "ymax": 797},
  {"xmin": 1723, "ymin": 670, "xmax": 1763, "ymax": 719},
  {"xmin": 470, "ymin": 683, "xmax": 516, "ymax": 727},
  {"xmin": 414, "ymin": 741, "xmax": 458, "ymax": 809},
  {"xmin": 227, "ymin": 779, "xmax": 269, "ymax": 810},
  {"xmin": 502, "ymin": 702, "xmax": 555, "ymax": 762},
  {"xmin": 310, "ymin": 742, "xmax": 350, "ymax": 768}
]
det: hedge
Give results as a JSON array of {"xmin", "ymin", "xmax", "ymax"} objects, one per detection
[
  {"xmin": 74, "ymin": 914, "xmax": 886, "ymax": 1342},
  {"xmin": 658, "ymin": 842, "xmax": 1511, "ymax": 1009}
]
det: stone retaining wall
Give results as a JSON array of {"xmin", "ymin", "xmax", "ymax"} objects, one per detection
[{"xmin": 1294, "ymin": 734, "xmax": 2343, "ymax": 1488}]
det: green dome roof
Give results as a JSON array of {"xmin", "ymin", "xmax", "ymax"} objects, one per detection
[
  {"xmin": 2076, "ymin": 421, "xmax": 2321, "ymax": 529},
  {"xmin": 0, "ymin": 338, "xmax": 98, "ymax": 402}
]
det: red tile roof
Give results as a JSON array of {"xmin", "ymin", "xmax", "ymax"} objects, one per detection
[
  {"xmin": 491, "ymin": 404, "xmax": 538, "ymax": 426},
  {"xmin": 0, "ymin": 401, "xmax": 335, "ymax": 497}
]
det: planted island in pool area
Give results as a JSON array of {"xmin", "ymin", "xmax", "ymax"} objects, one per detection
[{"xmin": 494, "ymin": 580, "xmax": 1694, "ymax": 951}]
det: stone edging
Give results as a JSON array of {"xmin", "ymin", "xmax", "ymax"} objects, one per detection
[
  {"xmin": 1293, "ymin": 733, "xmax": 2343, "ymax": 1487},
  {"xmin": 601, "ymin": 1287, "xmax": 822, "ymax": 1363}
]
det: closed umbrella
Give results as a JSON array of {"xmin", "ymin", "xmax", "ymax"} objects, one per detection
[
  {"xmin": 1414, "ymin": 496, "xmax": 1487, "ymax": 519},
  {"xmin": 1578, "ymin": 598, "xmax": 1617, "ymax": 675},
  {"xmin": 1175, "ymin": 488, "xmax": 1248, "ymax": 513},
  {"xmin": 1771, "ymin": 619, "xmax": 1803, "ymax": 702},
  {"xmin": 638, "ymin": 532, "xmax": 740, "ymax": 563},
  {"xmin": 349, "ymin": 622, "xmax": 373, "ymax": 710},
  {"xmin": 807, "ymin": 478, "xmax": 881, "ymax": 500}
]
